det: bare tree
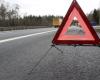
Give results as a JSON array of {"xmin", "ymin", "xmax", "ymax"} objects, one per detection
[
  {"xmin": 0, "ymin": 4, "xmax": 7, "ymax": 20},
  {"xmin": 7, "ymin": 4, "xmax": 19, "ymax": 20}
]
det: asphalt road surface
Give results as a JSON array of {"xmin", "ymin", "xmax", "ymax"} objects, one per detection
[{"xmin": 0, "ymin": 27, "xmax": 100, "ymax": 80}]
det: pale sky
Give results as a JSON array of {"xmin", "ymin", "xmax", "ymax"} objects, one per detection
[{"xmin": 5, "ymin": 0, "xmax": 100, "ymax": 16}]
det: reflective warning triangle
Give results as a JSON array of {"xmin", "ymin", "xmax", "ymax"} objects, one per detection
[{"xmin": 52, "ymin": 0, "xmax": 100, "ymax": 45}]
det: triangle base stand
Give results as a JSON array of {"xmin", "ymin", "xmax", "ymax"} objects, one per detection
[{"xmin": 51, "ymin": 44, "xmax": 100, "ymax": 54}]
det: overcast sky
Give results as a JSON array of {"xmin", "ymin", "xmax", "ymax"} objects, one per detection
[{"xmin": 5, "ymin": 0, "xmax": 100, "ymax": 16}]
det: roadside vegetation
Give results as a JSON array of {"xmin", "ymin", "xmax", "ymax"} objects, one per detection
[{"xmin": 87, "ymin": 9, "xmax": 100, "ymax": 26}]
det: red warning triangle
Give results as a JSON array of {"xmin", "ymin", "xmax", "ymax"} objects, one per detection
[{"xmin": 52, "ymin": 0, "xmax": 100, "ymax": 45}]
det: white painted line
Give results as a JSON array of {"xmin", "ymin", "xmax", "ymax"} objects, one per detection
[{"xmin": 0, "ymin": 30, "xmax": 56, "ymax": 44}]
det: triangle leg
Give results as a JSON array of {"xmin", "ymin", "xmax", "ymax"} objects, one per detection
[{"xmin": 51, "ymin": 44, "xmax": 64, "ymax": 54}]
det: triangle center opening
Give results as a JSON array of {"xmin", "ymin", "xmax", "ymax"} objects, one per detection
[{"xmin": 65, "ymin": 17, "xmax": 85, "ymax": 35}]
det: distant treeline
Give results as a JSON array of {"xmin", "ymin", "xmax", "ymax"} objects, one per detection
[
  {"xmin": 0, "ymin": 15, "xmax": 63, "ymax": 27},
  {"xmin": 10, "ymin": 15, "xmax": 62, "ymax": 26}
]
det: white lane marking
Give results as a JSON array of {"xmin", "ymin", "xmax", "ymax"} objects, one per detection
[{"xmin": 0, "ymin": 30, "xmax": 56, "ymax": 44}]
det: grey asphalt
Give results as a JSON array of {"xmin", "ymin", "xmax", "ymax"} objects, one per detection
[
  {"xmin": 0, "ymin": 27, "xmax": 100, "ymax": 80},
  {"xmin": 0, "ymin": 28, "xmax": 55, "ymax": 40}
]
